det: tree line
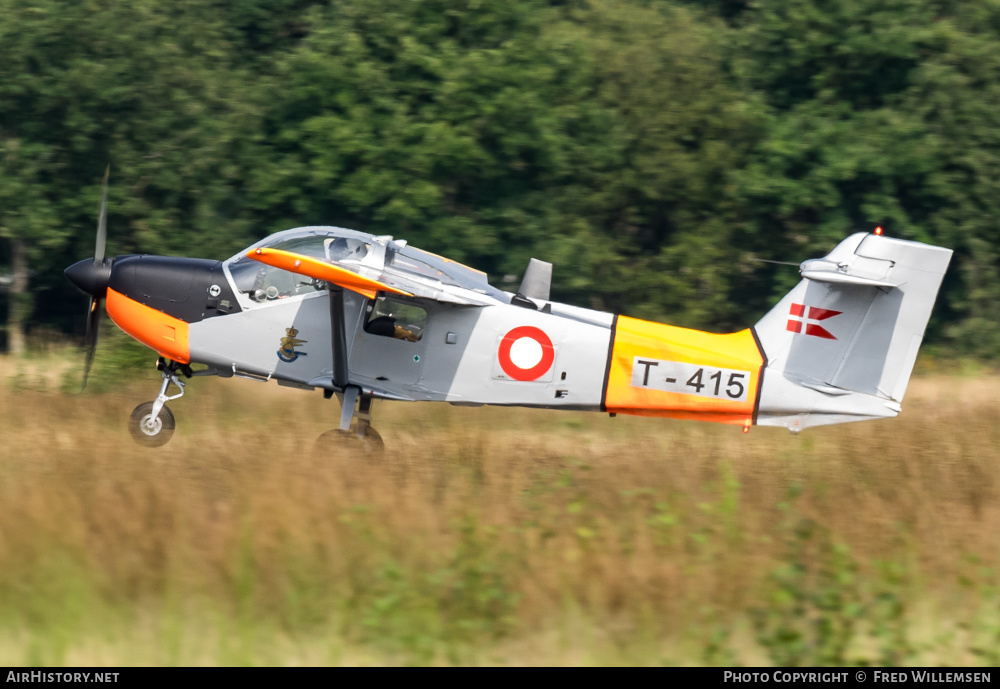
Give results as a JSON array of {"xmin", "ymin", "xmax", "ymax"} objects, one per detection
[{"xmin": 2, "ymin": 0, "xmax": 999, "ymax": 357}]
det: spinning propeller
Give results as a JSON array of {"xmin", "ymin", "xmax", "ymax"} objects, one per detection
[{"xmin": 65, "ymin": 165, "xmax": 113, "ymax": 389}]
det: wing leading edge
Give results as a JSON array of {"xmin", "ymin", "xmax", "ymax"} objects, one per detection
[
  {"xmin": 247, "ymin": 247, "xmax": 411, "ymax": 300},
  {"xmin": 247, "ymin": 246, "xmax": 497, "ymax": 306}
]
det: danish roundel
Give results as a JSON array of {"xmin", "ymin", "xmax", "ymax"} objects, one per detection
[{"xmin": 497, "ymin": 326, "xmax": 555, "ymax": 381}]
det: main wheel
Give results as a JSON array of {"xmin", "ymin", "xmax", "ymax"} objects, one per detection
[
  {"xmin": 128, "ymin": 401, "xmax": 176, "ymax": 448},
  {"xmin": 313, "ymin": 425, "xmax": 384, "ymax": 458}
]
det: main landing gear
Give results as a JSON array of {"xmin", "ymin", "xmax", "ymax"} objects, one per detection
[
  {"xmin": 128, "ymin": 358, "xmax": 191, "ymax": 447},
  {"xmin": 314, "ymin": 385, "xmax": 385, "ymax": 456}
]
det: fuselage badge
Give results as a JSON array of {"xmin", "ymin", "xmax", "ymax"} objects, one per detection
[{"xmin": 277, "ymin": 327, "xmax": 308, "ymax": 362}]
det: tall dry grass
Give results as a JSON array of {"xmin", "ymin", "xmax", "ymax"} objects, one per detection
[{"xmin": 1, "ymin": 355, "xmax": 999, "ymax": 665}]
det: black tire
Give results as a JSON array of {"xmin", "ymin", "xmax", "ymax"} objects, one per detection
[
  {"xmin": 128, "ymin": 401, "xmax": 176, "ymax": 448},
  {"xmin": 313, "ymin": 425, "xmax": 384, "ymax": 458}
]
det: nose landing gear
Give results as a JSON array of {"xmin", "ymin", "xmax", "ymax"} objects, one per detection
[{"xmin": 128, "ymin": 358, "xmax": 190, "ymax": 447}]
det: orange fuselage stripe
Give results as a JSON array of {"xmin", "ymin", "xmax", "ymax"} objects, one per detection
[
  {"xmin": 603, "ymin": 316, "xmax": 764, "ymax": 425},
  {"xmin": 247, "ymin": 248, "xmax": 411, "ymax": 301},
  {"xmin": 105, "ymin": 288, "xmax": 190, "ymax": 364}
]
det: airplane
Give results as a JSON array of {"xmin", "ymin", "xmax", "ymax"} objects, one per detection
[{"xmin": 65, "ymin": 174, "xmax": 952, "ymax": 450}]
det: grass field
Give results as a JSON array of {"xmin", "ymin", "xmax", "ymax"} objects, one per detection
[{"xmin": 1, "ymin": 349, "xmax": 999, "ymax": 665}]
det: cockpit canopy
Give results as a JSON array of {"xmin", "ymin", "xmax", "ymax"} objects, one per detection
[{"xmin": 225, "ymin": 226, "xmax": 502, "ymax": 303}]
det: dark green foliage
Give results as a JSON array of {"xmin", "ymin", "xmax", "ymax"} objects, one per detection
[
  {"xmin": 730, "ymin": 0, "xmax": 1000, "ymax": 348},
  {"xmin": 4, "ymin": 0, "xmax": 1000, "ymax": 354}
]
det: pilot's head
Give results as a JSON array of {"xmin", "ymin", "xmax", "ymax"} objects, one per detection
[{"xmin": 327, "ymin": 237, "xmax": 367, "ymax": 262}]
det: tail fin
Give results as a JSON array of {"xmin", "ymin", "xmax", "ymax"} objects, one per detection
[{"xmin": 753, "ymin": 232, "xmax": 952, "ymax": 431}]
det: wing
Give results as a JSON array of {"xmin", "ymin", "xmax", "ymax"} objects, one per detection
[
  {"xmin": 247, "ymin": 248, "xmax": 410, "ymax": 300},
  {"xmin": 246, "ymin": 247, "xmax": 495, "ymax": 305}
]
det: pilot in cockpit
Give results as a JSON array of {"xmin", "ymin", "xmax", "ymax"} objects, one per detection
[{"xmin": 325, "ymin": 237, "xmax": 369, "ymax": 263}]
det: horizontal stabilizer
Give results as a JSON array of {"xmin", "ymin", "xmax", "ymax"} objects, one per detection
[
  {"xmin": 247, "ymin": 248, "xmax": 411, "ymax": 300},
  {"xmin": 800, "ymin": 270, "xmax": 898, "ymax": 288}
]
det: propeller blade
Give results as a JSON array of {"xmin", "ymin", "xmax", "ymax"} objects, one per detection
[
  {"xmin": 94, "ymin": 164, "xmax": 110, "ymax": 265},
  {"xmin": 82, "ymin": 297, "xmax": 101, "ymax": 390}
]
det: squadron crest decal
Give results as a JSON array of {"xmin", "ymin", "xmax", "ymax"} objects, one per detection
[{"xmin": 277, "ymin": 327, "xmax": 308, "ymax": 362}]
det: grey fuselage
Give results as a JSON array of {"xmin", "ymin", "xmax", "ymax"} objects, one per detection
[{"xmin": 189, "ymin": 227, "xmax": 615, "ymax": 410}]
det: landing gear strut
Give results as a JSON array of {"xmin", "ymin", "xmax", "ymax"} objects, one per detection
[
  {"xmin": 315, "ymin": 385, "xmax": 384, "ymax": 456},
  {"xmin": 128, "ymin": 358, "xmax": 189, "ymax": 447}
]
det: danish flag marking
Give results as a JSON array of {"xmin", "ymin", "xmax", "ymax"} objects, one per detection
[{"xmin": 786, "ymin": 303, "xmax": 841, "ymax": 340}]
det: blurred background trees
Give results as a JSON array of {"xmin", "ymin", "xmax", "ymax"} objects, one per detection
[{"xmin": 2, "ymin": 0, "xmax": 999, "ymax": 356}]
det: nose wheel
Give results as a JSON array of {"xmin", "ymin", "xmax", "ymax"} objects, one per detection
[
  {"xmin": 129, "ymin": 401, "xmax": 176, "ymax": 447},
  {"xmin": 128, "ymin": 358, "xmax": 188, "ymax": 447}
]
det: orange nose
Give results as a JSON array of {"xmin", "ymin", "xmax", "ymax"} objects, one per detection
[{"xmin": 105, "ymin": 288, "xmax": 190, "ymax": 364}]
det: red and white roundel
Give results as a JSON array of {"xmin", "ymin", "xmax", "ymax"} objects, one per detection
[{"xmin": 497, "ymin": 326, "xmax": 555, "ymax": 381}]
